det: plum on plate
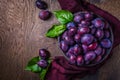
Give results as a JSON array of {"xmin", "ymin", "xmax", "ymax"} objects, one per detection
[
  {"xmin": 68, "ymin": 27, "xmax": 77, "ymax": 36},
  {"xmin": 92, "ymin": 18, "xmax": 105, "ymax": 29},
  {"xmin": 84, "ymin": 51, "xmax": 96, "ymax": 62},
  {"xmin": 77, "ymin": 27, "xmax": 90, "ymax": 35},
  {"xmin": 67, "ymin": 22, "xmax": 76, "ymax": 29},
  {"xmin": 74, "ymin": 14, "xmax": 84, "ymax": 23},
  {"xmin": 60, "ymin": 41, "xmax": 69, "ymax": 52},
  {"xmin": 73, "ymin": 44, "xmax": 82, "ymax": 56},
  {"xmin": 101, "ymin": 39, "xmax": 112, "ymax": 48},
  {"xmin": 81, "ymin": 34, "xmax": 94, "ymax": 45},
  {"xmin": 76, "ymin": 56, "xmax": 84, "ymax": 66},
  {"xmin": 69, "ymin": 55, "xmax": 76, "ymax": 64}
]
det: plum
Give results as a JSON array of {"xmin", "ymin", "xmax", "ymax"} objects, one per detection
[
  {"xmin": 76, "ymin": 56, "xmax": 84, "ymax": 66},
  {"xmin": 64, "ymin": 36, "xmax": 75, "ymax": 46},
  {"xmin": 66, "ymin": 47, "xmax": 74, "ymax": 57},
  {"xmin": 39, "ymin": 10, "xmax": 51, "ymax": 20},
  {"xmin": 82, "ymin": 44, "xmax": 88, "ymax": 53},
  {"xmin": 81, "ymin": 20, "xmax": 90, "ymax": 26},
  {"xmin": 68, "ymin": 27, "xmax": 77, "ymax": 36},
  {"xmin": 69, "ymin": 55, "xmax": 76, "ymax": 64},
  {"xmin": 35, "ymin": 0, "xmax": 48, "ymax": 10},
  {"xmin": 37, "ymin": 59, "xmax": 48, "ymax": 68},
  {"xmin": 67, "ymin": 22, "xmax": 76, "ymax": 29},
  {"xmin": 92, "ymin": 18, "xmax": 104, "ymax": 29},
  {"xmin": 101, "ymin": 48, "xmax": 106, "ymax": 56},
  {"xmin": 101, "ymin": 39, "xmax": 112, "ymax": 48},
  {"xmin": 81, "ymin": 34, "xmax": 94, "ymax": 45},
  {"xmin": 96, "ymin": 29, "xmax": 104, "ymax": 39},
  {"xmin": 62, "ymin": 31, "xmax": 68, "ymax": 40},
  {"xmin": 39, "ymin": 49, "xmax": 50, "ymax": 59},
  {"xmin": 74, "ymin": 15, "xmax": 84, "ymax": 23},
  {"xmin": 84, "ymin": 12, "xmax": 93, "ymax": 20},
  {"xmin": 93, "ymin": 55, "xmax": 102, "ymax": 63},
  {"xmin": 77, "ymin": 27, "xmax": 90, "ymax": 35},
  {"xmin": 60, "ymin": 41, "xmax": 69, "ymax": 52},
  {"xmin": 74, "ymin": 34, "xmax": 81, "ymax": 43},
  {"xmin": 84, "ymin": 51, "xmax": 96, "ymax": 62},
  {"xmin": 104, "ymin": 30, "xmax": 110, "ymax": 38},
  {"xmin": 94, "ymin": 46, "xmax": 103, "ymax": 56},
  {"xmin": 73, "ymin": 44, "xmax": 82, "ymax": 56},
  {"xmin": 88, "ymin": 42, "xmax": 98, "ymax": 50},
  {"xmin": 90, "ymin": 27, "xmax": 96, "ymax": 35}
]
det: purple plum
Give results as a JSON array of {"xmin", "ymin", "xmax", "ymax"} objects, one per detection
[
  {"xmin": 96, "ymin": 29, "xmax": 104, "ymax": 39},
  {"xmin": 39, "ymin": 49, "xmax": 50, "ymax": 59},
  {"xmin": 77, "ymin": 27, "xmax": 90, "ymax": 35},
  {"xmin": 82, "ymin": 44, "xmax": 88, "ymax": 53},
  {"xmin": 64, "ymin": 36, "xmax": 75, "ymax": 46},
  {"xmin": 69, "ymin": 55, "xmax": 76, "ymax": 64},
  {"xmin": 101, "ymin": 48, "xmax": 106, "ymax": 56},
  {"xmin": 39, "ymin": 10, "xmax": 51, "ymax": 20},
  {"xmin": 104, "ymin": 30, "xmax": 110, "ymax": 38},
  {"xmin": 84, "ymin": 12, "xmax": 93, "ymax": 20},
  {"xmin": 73, "ymin": 44, "xmax": 82, "ymax": 56},
  {"xmin": 74, "ymin": 15, "xmax": 84, "ymax": 23},
  {"xmin": 35, "ymin": 0, "xmax": 48, "ymax": 10},
  {"xmin": 93, "ymin": 55, "xmax": 102, "ymax": 63},
  {"xmin": 67, "ymin": 22, "xmax": 76, "ymax": 29},
  {"xmin": 66, "ymin": 47, "xmax": 74, "ymax": 57},
  {"xmin": 76, "ymin": 56, "xmax": 84, "ymax": 66},
  {"xmin": 62, "ymin": 31, "xmax": 68, "ymax": 40},
  {"xmin": 88, "ymin": 42, "xmax": 98, "ymax": 50},
  {"xmin": 90, "ymin": 27, "xmax": 96, "ymax": 35},
  {"xmin": 60, "ymin": 41, "xmax": 69, "ymax": 52},
  {"xmin": 81, "ymin": 20, "xmax": 90, "ymax": 26},
  {"xmin": 37, "ymin": 59, "xmax": 48, "ymax": 68},
  {"xmin": 101, "ymin": 39, "xmax": 112, "ymax": 48},
  {"xmin": 94, "ymin": 46, "xmax": 103, "ymax": 56},
  {"xmin": 92, "ymin": 18, "xmax": 104, "ymax": 29},
  {"xmin": 84, "ymin": 51, "xmax": 96, "ymax": 62},
  {"xmin": 81, "ymin": 34, "xmax": 94, "ymax": 45},
  {"xmin": 74, "ymin": 34, "xmax": 81, "ymax": 43},
  {"xmin": 68, "ymin": 27, "xmax": 77, "ymax": 36}
]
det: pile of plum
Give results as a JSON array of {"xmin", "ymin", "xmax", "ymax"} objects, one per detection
[
  {"xmin": 59, "ymin": 12, "xmax": 113, "ymax": 66},
  {"xmin": 37, "ymin": 49, "xmax": 50, "ymax": 68}
]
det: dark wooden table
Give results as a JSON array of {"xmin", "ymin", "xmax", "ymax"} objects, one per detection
[{"xmin": 0, "ymin": 0, "xmax": 120, "ymax": 80}]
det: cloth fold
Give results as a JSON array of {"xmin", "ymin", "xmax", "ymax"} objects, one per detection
[{"xmin": 45, "ymin": 0, "xmax": 120, "ymax": 80}]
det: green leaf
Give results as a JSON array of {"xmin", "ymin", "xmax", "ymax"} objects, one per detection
[
  {"xmin": 53, "ymin": 10, "xmax": 73, "ymax": 24},
  {"xmin": 25, "ymin": 56, "xmax": 42, "ymax": 73},
  {"xmin": 46, "ymin": 24, "xmax": 66, "ymax": 38},
  {"xmin": 39, "ymin": 59, "xmax": 52, "ymax": 80},
  {"xmin": 39, "ymin": 69, "xmax": 47, "ymax": 80}
]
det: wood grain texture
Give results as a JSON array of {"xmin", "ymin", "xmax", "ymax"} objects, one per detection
[{"xmin": 0, "ymin": 0, "xmax": 120, "ymax": 80}]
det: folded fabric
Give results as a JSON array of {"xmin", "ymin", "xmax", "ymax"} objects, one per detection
[{"xmin": 45, "ymin": 0, "xmax": 120, "ymax": 80}]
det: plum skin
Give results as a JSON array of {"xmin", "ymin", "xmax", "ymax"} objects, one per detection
[
  {"xmin": 39, "ymin": 49, "xmax": 50, "ymax": 59},
  {"xmin": 37, "ymin": 59, "xmax": 48, "ymax": 68},
  {"xmin": 39, "ymin": 10, "xmax": 51, "ymax": 20}
]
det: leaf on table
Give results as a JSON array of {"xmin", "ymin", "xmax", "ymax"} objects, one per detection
[
  {"xmin": 53, "ymin": 10, "xmax": 73, "ymax": 24},
  {"xmin": 25, "ymin": 56, "xmax": 42, "ymax": 73},
  {"xmin": 46, "ymin": 24, "xmax": 66, "ymax": 38}
]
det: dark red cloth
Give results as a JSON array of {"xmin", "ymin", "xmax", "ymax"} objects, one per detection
[{"xmin": 45, "ymin": 0, "xmax": 120, "ymax": 80}]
